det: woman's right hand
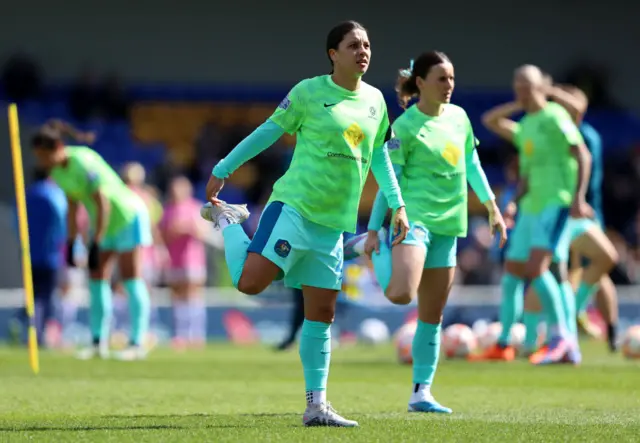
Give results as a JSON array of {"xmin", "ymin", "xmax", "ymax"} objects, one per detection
[
  {"xmin": 206, "ymin": 175, "xmax": 225, "ymax": 205},
  {"xmin": 364, "ymin": 230, "xmax": 380, "ymax": 258}
]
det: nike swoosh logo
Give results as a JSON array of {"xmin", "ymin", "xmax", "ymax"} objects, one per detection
[
  {"xmin": 428, "ymin": 342, "xmax": 438, "ymax": 346},
  {"xmin": 324, "ymin": 103, "xmax": 337, "ymax": 108}
]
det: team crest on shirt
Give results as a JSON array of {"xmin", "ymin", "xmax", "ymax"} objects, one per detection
[
  {"xmin": 274, "ymin": 239, "xmax": 291, "ymax": 258},
  {"xmin": 343, "ymin": 123, "xmax": 365, "ymax": 149},
  {"xmin": 368, "ymin": 106, "xmax": 377, "ymax": 120},
  {"xmin": 278, "ymin": 96, "xmax": 291, "ymax": 110},
  {"xmin": 441, "ymin": 142, "xmax": 461, "ymax": 167},
  {"xmin": 386, "ymin": 138, "xmax": 401, "ymax": 151}
]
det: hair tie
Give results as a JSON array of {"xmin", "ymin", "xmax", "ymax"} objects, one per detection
[{"xmin": 399, "ymin": 59, "xmax": 415, "ymax": 78}]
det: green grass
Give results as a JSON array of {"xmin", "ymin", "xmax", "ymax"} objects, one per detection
[{"xmin": 0, "ymin": 342, "xmax": 639, "ymax": 442}]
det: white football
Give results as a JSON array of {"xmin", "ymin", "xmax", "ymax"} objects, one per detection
[
  {"xmin": 510, "ymin": 323, "xmax": 526, "ymax": 350},
  {"xmin": 442, "ymin": 323, "xmax": 477, "ymax": 358},
  {"xmin": 358, "ymin": 318, "xmax": 390, "ymax": 345},
  {"xmin": 621, "ymin": 325, "xmax": 640, "ymax": 359},
  {"xmin": 395, "ymin": 321, "xmax": 417, "ymax": 364},
  {"xmin": 476, "ymin": 321, "xmax": 502, "ymax": 350}
]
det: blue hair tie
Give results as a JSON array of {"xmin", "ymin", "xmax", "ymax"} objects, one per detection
[{"xmin": 400, "ymin": 59, "xmax": 415, "ymax": 78}]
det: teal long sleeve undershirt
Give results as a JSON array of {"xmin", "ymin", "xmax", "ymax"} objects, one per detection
[
  {"xmin": 370, "ymin": 144, "xmax": 404, "ymax": 212},
  {"xmin": 212, "ymin": 119, "xmax": 284, "ymax": 179}
]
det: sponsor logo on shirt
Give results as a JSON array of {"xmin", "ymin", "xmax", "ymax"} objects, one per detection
[
  {"xmin": 432, "ymin": 171, "xmax": 464, "ymax": 179},
  {"xmin": 327, "ymin": 152, "xmax": 368, "ymax": 163}
]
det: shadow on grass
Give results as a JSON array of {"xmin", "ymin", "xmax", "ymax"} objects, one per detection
[{"xmin": 0, "ymin": 412, "xmax": 301, "ymax": 432}]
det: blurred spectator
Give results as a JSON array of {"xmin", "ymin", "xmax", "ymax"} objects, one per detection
[
  {"xmin": 603, "ymin": 148, "xmax": 640, "ymax": 233},
  {"xmin": 194, "ymin": 119, "xmax": 228, "ymax": 183},
  {"xmin": 159, "ymin": 176, "xmax": 210, "ymax": 349},
  {"xmin": 563, "ymin": 61, "xmax": 617, "ymax": 109},
  {"xmin": 99, "ymin": 73, "xmax": 130, "ymax": 120},
  {"xmin": 69, "ymin": 67, "xmax": 130, "ymax": 122},
  {"xmin": 12, "ymin": 168, "xmax": 67, "ymax": 345},
  {"xmin": 121, "ymin": 162, "xmax": 166, "ymax": 288},
  {"xmin": 69, "ymin": 66, "xmax": 102, "ymax": 122},
  {"xmin": 1, "ymin": 53, "xmax": 43, "ymax": 102}
]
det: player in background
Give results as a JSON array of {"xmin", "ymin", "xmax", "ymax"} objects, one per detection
[
  {"xmin": 121, "ymin": 162, "xmax": 166, "ymax": 290},
  {"xmin": 527, "ymin": 82, "xmax": 619, "ymax": 351},
  {"xmin": 344, "ymin": 51, "xmax": 507, "ymax": 413},
  {"xmin": 12, "ymin": 167, "xmax": 68, "ymax": 345},
  {"xmin": 482, "ymin": 65, "xmax": 592, "ymax": 365},
  {"xmin": 159, "ymin": 176, "xmax": 210, "ymax": 349},
  {"xmin": 200, "ymin": 21, "xmax": 409, "ymax": 427},
  {"xmin": 31, "ymin": 121, "xmax": 153, "ymax": 361}
]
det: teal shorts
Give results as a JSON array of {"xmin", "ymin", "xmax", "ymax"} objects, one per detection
[
  {"xmin": 533, "ymin": 205, "xmax": 571, "ymax": 263},
  {"xmin": 505, "ymin": 207, "xmax": 571, "ymax": 263},
  {"xmin": 567, "ymin": 217, "xmax": 599, "ymax": 243},
  {"xmin": 247, "ymin": 201, "xmax": 343, "ymax": 290},
  {"xmin": 100, "ymin": 206, "xmax": 153, "ymax": 252},
  {"xmin": 553, "ymin": 216, "xmax": 600, "ymax": 263},
  {"xmin": 391, "ymin": 222, "xmax": 457, "ymax": 268},
  {"xmin": 505, "ymin": 213, "xmax": 533, "ymax": 262}
]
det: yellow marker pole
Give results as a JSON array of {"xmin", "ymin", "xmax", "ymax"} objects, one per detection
[{"xmin": 8, "ymin": 103, "xmax": 39, "ymax": 375}]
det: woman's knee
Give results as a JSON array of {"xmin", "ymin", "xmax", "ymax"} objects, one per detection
[
  {"xmin": 302, "ymin": 287, "xmax": 338, "ymax": 323},
  {"xmin": 525, "ymin": 252, "xmax": 552, "ymax": 279},
  {"xmin": 306, "ymin": 305, "xmax": 336, "ymax": 323},
  {"xmin": 598, "ymin": 248, "xmax": 619, "ymax": 272},
  {"xmin": 385, "ymin": 278, "xmax": 415, "ymax": 305},
  {"xmin": 237, "ymin": 253, "xmax": 281, "ymax": 295},
  {"xmin": 386, "ymin": 288, "xmax": 413, "ymax": 305},
  {"xmin": 237, "ymin": 272, "xmax": 271, "ymax": 295}
]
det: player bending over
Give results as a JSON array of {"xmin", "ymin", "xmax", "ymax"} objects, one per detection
[{"xmin": 31, "ymin": 121, "xmax": 153, "ymax": 361}]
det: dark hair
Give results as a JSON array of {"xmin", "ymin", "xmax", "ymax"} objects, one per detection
[
  {"xmin": 326, "ymin": 21, "xmax": 367, "ymax": 73},
  {"xmin": 31, "ymin": 119, "xmax": 93, "ymax": 150},
  {"xmin": 32, "ymin": 167, "xmax": 49, "ymax": 182},
  {"xmin": 396, "ymin": 51, "xmax": 451, "ymax": 109}
]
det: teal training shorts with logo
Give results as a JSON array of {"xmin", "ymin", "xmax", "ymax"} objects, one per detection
[
  {"xmin": 390, "ymin": 222, "xmax": 457, "ymax": 268},
  {"xmin": 505, "ymin": 212, "xmax": 533, "ymax": 262},
  {"xmin": 100, "ymin": 206, "xmax": 153, "ymax": 252},
  {"xmin": 247, "ymin": 201, "xmax": 343, "ymax": 290}
]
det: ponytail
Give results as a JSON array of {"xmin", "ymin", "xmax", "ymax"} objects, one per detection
[
  {"xmin": 395, "ymin": 60, "xmax": 419, "ymax": 109},
  {"xmin": 32, "ymin": 120, "xmax": 96, "ymax": 150},
  {"xmin": 46, "ymin": 119, "xmax": 95, "ymax": 144}
]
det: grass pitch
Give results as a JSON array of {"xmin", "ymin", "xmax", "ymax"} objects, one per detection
[{"xmin": 0, "ymin": 341, "xmax": 639, "ymax": 442}]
